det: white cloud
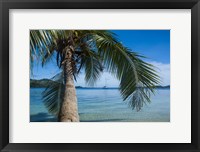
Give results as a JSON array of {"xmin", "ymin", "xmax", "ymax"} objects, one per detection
[
  {"xmin": 149, "ymin": 61, "xmax": 170, "ymax": 86},
  {"xmin": 75, "ymin": 61, "xmax": 170, "ymax": 87}
]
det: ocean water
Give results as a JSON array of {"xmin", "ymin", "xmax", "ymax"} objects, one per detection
[{"xmin": 30, "ymin": 88, "xmax": 170, "ymax": 122}]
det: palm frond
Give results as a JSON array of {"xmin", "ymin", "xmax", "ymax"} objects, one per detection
[
  {"xmin": 42, "ymin": 72, "xmax": 64, "ymax": 115},
  {"xmin": 30, "ymin": 30, "xmax": 52, "ymax": 57},
  {"xmin": 126, "ymin": 87, "xmax": 151, "ymax": 111},
  {"xmin": 41, "ymin": 44, "xmax": 57, "ymax": 67},
  {"xmin": 92, "ymin": 31, "xmax": 160, "ymax": 110},
  {"xmin": 82, "ymin": 51, "xmax": 103, "ymax": 86},
  {"xmin": 77, "ymin": 37, "xmax": 103, "ymax": 86}
]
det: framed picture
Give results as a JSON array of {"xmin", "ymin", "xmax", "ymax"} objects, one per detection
[{"xmin": 0, "ymin": 0, "xmax": 200, "ymax": 151}]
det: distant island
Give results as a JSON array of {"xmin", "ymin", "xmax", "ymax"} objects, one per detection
[
  {"xmin": 155, "ymin": 85, "xmax": 170, "ymax": 89},
  {"xmin": 30, "ymin": 79, "xmax": 58, "ymax": 88},
  {"xmin": 30, "ymin": 79, "xmax": 170, "ymax": 89}
]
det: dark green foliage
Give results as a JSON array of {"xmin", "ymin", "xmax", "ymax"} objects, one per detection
[
  {"xmin": 30, "ymin": 79, "xmax": 58, "ymax": 88},
  {"xmin": 42, "ymin": 73, "xmax": 64, "ymax": 115}
]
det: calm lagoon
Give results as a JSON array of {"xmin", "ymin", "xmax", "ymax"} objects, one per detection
[{"xmin": 30, "ymin": 88, "xmax": 170, "ymax": 122}]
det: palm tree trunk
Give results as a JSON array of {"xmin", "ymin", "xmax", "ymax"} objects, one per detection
[{"xmin": 58, "ymin": 49, "xmax": 79, "ymax": 122}]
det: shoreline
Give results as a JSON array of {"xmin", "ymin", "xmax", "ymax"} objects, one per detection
[{"xmin": 30, "ymin": 112, "xmax": 170, "ymax": 122}]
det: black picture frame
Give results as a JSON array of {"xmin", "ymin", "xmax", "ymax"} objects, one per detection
[{"xmin": 0, "ymin": 0, "xmax": 200, "ymax": 151}]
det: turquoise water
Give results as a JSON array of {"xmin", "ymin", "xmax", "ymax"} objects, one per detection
[{"xmin": 30, "ymin": 88, "xmax": 170, "ymax": 122}]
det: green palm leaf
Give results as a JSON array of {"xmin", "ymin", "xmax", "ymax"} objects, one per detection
[
  {"xmin": 77, "ymin": 40, "xmax": 103, "ymax": 86},
  {"xmin": 42, "ymin": 72, "xmax": 64, "ymax": 115},
  {"xmin": 91, "ymin": 30, "xmax": 160, "ymax": 110}
]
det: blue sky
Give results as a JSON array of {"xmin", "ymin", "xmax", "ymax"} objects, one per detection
[
  {"xmin": 112, "ymin": 30, "xmax": 170, "ymax": 64},
  {"xmin": 31, "ymin": 30, "xmax": 170, "ymax": 86}
]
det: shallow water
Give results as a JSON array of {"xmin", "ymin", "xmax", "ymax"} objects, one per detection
[{"xmin": 30, "ymin": 88, "xmax": 170, "ymax": 122}]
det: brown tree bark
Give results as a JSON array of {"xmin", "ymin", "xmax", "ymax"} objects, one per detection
[{"xmin": 58, "ymin": 47, "xmax": 79, "ymax": 122}]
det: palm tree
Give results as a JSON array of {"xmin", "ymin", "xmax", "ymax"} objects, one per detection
[{"xmin": 30, "ymin": 30, "xmax": 160, "ymax": 122}]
